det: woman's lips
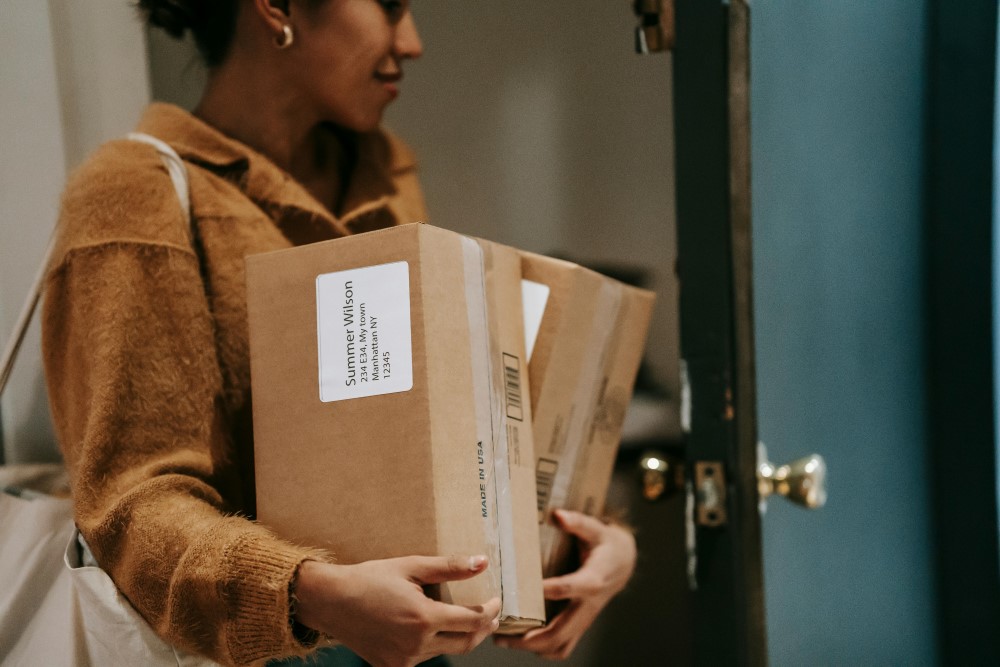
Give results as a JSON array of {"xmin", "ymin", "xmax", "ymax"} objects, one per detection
[{"xmin": 376, "ymin": 72, "xmax": 401, "ymax": 98}]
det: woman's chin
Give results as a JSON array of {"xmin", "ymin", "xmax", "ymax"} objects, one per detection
[{"xmin": 324, "ymin": 109, "xmax": 385, "ymax": 134}]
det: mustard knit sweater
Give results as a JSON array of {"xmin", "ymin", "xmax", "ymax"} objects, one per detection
[{"xmin": 41, "ymin": 104, "xmax": 428, "ymax": 666}]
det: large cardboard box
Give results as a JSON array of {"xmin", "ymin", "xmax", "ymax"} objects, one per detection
[
  {"xmin": 246, "ymin": 224, "xmax": 544, "ymax": 633},
  {"xmin": 520, "ymin": 252, "xmax": 656, "ymax": 577}
]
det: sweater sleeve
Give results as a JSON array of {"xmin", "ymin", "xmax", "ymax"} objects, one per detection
[{"xmin": 42, "ymin": 150, "xmax": 326, "ymax": 666}]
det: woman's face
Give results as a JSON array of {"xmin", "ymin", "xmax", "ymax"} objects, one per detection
[{"xmin": 290, "ymin": 0, "xmax": 422, "ymax": 132}]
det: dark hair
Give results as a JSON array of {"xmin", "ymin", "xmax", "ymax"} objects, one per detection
[{"xmin": 138, "ymin": 0, "xmax": 240, "ymax": 68}]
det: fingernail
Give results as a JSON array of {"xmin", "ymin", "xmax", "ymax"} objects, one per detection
[
  {"xmin": 491, "ymin": 617, "xmax": 501, "ymax": 631},
  {"xmin": 469, "ymin": 555, "xmax": 487, "ymax": 570}
]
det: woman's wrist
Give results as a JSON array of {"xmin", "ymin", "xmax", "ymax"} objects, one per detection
[{"xmin": 290, "ymin": 559, "xmax": 335, "ymax": 643}]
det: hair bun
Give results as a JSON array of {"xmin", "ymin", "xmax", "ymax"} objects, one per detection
[{"xmin": 138, "ymin": 0, "xmax": 197, "ymax": 39}]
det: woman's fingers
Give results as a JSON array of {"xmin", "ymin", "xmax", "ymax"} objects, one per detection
[
  {"xmin": 542, "ymin": 571, "xmax": 603, "ymax": 601},
  {"xmin": 495, "ymin": 605, "xmax": 573, "ymax": 649},
  {"xmin": 294, "ymin": 558, "xmax": 505, "ymax": 666},
  {"xmin": 545, "ymin": 518, "xmax": 637, "ymax": 601},
  {"xmin": 421, "ymin": 598, "xmax": 500, "ymax": 657},
  {"xmin": 493, "ymin": 513, "xmax": 637, "ymax": 660},
  {"xmin": 429, "ymin": 596, "xmax": 502, "ymax": 633},
  {"xmin": 405, "ymin": 554, "xmax": 490, "ymax": 585},
  {"xmin": 494, "ymin": 601, "xmax": 594, "ymax": 659},
  {"xmin": 552, "ymin": 509, "xmax": 607, "ymax": 544}
]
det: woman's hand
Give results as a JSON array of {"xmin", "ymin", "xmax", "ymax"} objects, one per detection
[
  {"xmin": 494, "ymin": 509, "xmax": 637, "ymax": 660},
  {"xmin": 294, "ymin": 555, "xmax": 501, "ymax": 667}
]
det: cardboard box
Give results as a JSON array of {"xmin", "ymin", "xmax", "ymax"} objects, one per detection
[
  {"xmin": 520, "ymin": 252, "xmax": 656, "ymax": 577},
  {"xmin": 246, "ymin": 224, "xmax": 544, "ymax": 633}
]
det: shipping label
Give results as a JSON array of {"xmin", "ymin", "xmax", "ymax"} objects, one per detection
[{"xmin": 316, "ymin": 261, "xmax": 413, "ymax": 402}]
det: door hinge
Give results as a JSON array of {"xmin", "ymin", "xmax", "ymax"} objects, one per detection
[{"xmin": 633, "ymin": 0, "xmax": 675, "ymax": 54}]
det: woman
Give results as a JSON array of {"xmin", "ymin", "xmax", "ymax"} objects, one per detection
[{"xmin": 43, "ymin": 1, "xmax": 637, "ymax": 665}]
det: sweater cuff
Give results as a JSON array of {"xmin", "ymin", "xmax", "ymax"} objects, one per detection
[{"xmin": 222, "ymin": 532, "xmax": 327, "ymax": 665}]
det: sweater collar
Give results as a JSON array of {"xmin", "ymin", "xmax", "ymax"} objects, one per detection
[{"xmin": 134, "ymin": 103, "xmax": 417, "ymax": 235}]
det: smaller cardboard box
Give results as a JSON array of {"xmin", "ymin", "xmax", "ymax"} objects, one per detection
[
  {"xmin": 520, "ymin": 252, "xmax": 656, "ymax": 577},
  {"xmin": 247, "ymin": 223, "xmax": 544, "ymax": 633}
]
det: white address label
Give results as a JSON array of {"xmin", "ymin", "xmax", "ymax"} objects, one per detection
[{"xmin": 316, "ymin": 261, "xmax": 413, "ymax": 402}]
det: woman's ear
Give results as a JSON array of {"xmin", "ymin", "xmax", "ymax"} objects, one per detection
[{"xmin": 250, "ymin": 0, "xmax": 291, "ymax": 34}]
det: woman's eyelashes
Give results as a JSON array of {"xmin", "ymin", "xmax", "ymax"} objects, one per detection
[{"xmin": 377, "ymin": 0, "xmax": 406, "ymax": 23}]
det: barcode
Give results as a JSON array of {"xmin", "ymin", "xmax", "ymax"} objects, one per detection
[
  {"xmin": 536, "ymin": 458, "xmax": 559, "ymax": 512},
  {"xmin": 502, "ymin": 353, "xmax": 523, "ymax": 421}
]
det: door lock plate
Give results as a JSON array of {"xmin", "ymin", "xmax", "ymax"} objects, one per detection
[{"xmin": 695, "ymin": 461, "xmax": 728, "ymax": 526}]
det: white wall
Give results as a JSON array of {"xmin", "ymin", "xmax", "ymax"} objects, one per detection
[
  {"xmin": 48, "ymin": 0, "xmax": 154, "ymax": 169},
  {"xmin": 0, "ymin": 1, "xmax": 150, "ymax": 463}
]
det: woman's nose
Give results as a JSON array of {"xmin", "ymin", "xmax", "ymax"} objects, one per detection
[{"xmin": 394, "ymin": 12, "xmax": 423, "ymax": 60}]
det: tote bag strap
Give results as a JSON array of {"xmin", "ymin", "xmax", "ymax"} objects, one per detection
[
  {"xmin": 0, "ymin": 134, "xmax": 190, "ymax": 398},
  {"xmin": 126, "ymin": 132, "xmax": 191, "ymax": 226},
  {"xmin": 0, "ymin": 236, "xmax": 58, "ymax": 397}
]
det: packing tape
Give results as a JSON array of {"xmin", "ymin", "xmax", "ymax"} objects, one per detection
[
  {"xmin": 460, "ymin": 237, "xmax": 505, "ymax": 605},
  {"xmin": 482, "ymin": 243, "xmax": 522, "ymax": 620}
]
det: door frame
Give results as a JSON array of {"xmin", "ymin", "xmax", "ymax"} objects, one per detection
[{"xmin": 672, "ymin": 0, "xmax": 766, "ymax": 663}]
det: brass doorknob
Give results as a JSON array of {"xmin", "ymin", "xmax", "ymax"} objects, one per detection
[
  {"xmin": 757, "ymin": 445, "xmax": 827, "ymax": 510},
  {"xmin": 638, "ymin": 450, "xmax": 684, "ymax": 501}
]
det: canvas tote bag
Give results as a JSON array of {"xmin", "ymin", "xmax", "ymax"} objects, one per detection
[{"xmin": 0, "ymin": 134, "xmax": 216, "ymax": 666}]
